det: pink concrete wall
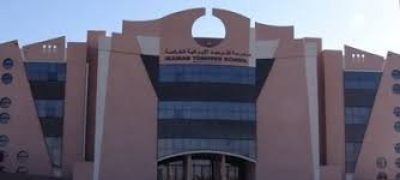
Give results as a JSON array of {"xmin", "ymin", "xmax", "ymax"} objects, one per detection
[
  {"xmin": 97, "ymin": 34, "xmax": 157, "ymax": 180},
  {"xmin": 0, "ymin": 41, "xmax": 52, "ymax": 175},
  {"xmin": 354, "ymin": 52, "xmax": 400, "ymax": 180},
  {"xmin": 73, "ymin": 162, "xmax": 93, "ymax": 180},
  {"xmin": 22, "ymin": 37, "xmax": 66, "ymax": 61},
  {"xmin": 344, "ymin": 45, "xmax": 384, "ymax": 71},
  {"xmin": 62, "ymin": 42, "xmax": 88, "ymax": 177},
  {"xmin": 159, "ymin": 8, "xmax": 251, "ymax": 67},
  {"xmin": 321, "ymin": 50, "xmax": 345, "ymax": 179},
  {"xmin": 321, "ymin": 165, "xmax": 343, "ymax": 180},
  {"xmin": 256, "ymin": 39, "xmax": 314, "ymax": 180}
]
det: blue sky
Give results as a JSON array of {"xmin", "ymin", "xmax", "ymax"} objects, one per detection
[{"xmin": 1, "ymin": 0, "xmax": 399, "ymax": 56}]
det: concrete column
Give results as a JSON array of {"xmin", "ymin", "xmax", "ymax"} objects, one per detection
[
  {"xmin": 221, "ymin": 155, "xmax": 226, "ymax": 180},
  {"xmin": 185, "ymin": 155, "xmax": 192, "ymax": 180}
]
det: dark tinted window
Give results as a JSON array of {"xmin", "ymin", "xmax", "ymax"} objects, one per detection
[
  {"xmin": 395, "ymin": 143, "xmax": 400, "ymax": 153},
  {"xmin": 0, "ymin": 97, "xmax": 11, "ymax": 108},
  {"xmin": 15, "ymin": 166, "xmax": 28, "ymax": 174},
  {"xmin": 1, "ymin": 73, "xmax": 13, "ymax": 85},
  {"xmin": 2, "ymin": 58, "xmax": 14, "ymax": 70},
  {"xmin": 394, "ymin": 84, "xmax": 400, "ymax": 94},
  {"xmin": 34, "ymin": 100, "xmax": 64, "ymax": 118},
  {"xmin": 377, "ymin": 172, "xmax": 387, "ymax": 180},
  {"xmin": 0, "ymin": 113, "xmax": 10, "ymax": 124},
  {"xmin": 394, "ymin": 107, "xmax": 400, "ymax": 117},
  {"xmin": 345, "ymin": 107, "xmax": 371, "ymax": 124},
  {"xmin": 0, "ymin": 135, "xmax": 9, "ymax": 147},
  {"xmin": 395, "ymin": 122, "xmax": 400, "ymax": 132},
  {"xmin": 159, "ymin": 101, "xmax": 255, "ymax": 121},
  {"xmin": 158, "ymin": 120, "xmax": 255, "ymax": 139},
  {"xmin": 376, "ymin": 157, "xmax": 387, "ymax": 169},
  {"xmin": 344, "ymin": 71, "xmax": 381, "ymax": 173},
  {"xmin": 159, "ymin": 64, "xmax": 255, "ymax": 85},
  {"xmin": 396, "ymin": 158, "xmax": 400, "ymax": 168},
  {"xmin": 393, "ymin": 70, "xmax": 400, "ymax": 80},
  {"xmin": 24, "ymin": 63, "xmax": 66, "ymax": 82},
  {"xmin": 16, "ymin": 151, "xmax": 29, "ymax": 163},
  {"xmin": 158, "ymin": 138, "xmax": 255, "ymax": 159},
  {"xmin": 0, "ymin": 150, "xmax": 4, "ymax": 162},
  {"xmin": 344, "ymin": 72, "xmax": 381, "ymax": 90}
]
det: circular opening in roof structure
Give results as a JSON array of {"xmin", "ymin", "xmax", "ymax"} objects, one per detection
[{"xmin": 192, "ymin": 15, "xmax": 226, "ymax": 48}]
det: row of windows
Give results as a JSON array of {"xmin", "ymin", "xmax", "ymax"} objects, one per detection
[
  {"xmin": 24, "ymin": 62, "xmax": 66, "ymax": 82},
  {"xmin": 0, "ymin": 166, "xmax": 29, "ymax": 174},
  {"xmin": 344, "ymin": 72, "xmax": 381, "ymax": 90},
  {"xmin": 158, "ymin": 138, "xmax": 255, "ymax": 159},
  {"xmin": 158, "ymin": 101, "xmax": 255, "ymax": 121},
  {"xmin": 0, "ymin": 150, "xmax": 29, "ymax": 163},
  {"xmin": 345, "ymin": 107, "xmax": 371, "ymax": 124},
  {"xmin": 34, "ymin": 100, "xmax": 64, "ymax": 118},
  {"xmin": 344, "ymin": 72, "xmax": 381, "ymax": 173},
  {"xmin": 159, "ymin": 64, "xmax": 256, "ymax": 85}
]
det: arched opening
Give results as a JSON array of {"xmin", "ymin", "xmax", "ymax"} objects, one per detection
[
  {"xmin": 157, "ymin": 153, "xmax": 255, "ymax": 180},
  {"xmin": 191, "ymin": 15, "xmax": 226, "ymax": 48}
]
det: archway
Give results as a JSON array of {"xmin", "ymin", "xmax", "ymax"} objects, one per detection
[{"xmin": 157, "ymin": 153, "xmax": 255, "ymax": 180}]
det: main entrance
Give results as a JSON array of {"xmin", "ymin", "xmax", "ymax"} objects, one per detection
[{"xmin": 157, "ymin": 153, "xmax": 254, "ymax": 180}]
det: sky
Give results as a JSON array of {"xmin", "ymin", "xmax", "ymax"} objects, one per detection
[{"xmin": 0, "ymin": 0, "xmax": 399, "ymax": 56}]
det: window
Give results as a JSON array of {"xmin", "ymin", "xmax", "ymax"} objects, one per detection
[
  {"xmin": 24, "ymin": 63, "xmax": 66, "ymax": 82},
  {"xmin": 158, "ymin": 138, "xmax": 255, "ymax": 159},
  {"xmin": 377, "ymin": 172, "xmax": 387, "ymax": 180},
  {"xmin": 393, "ymin": 70, "xmax": 400, "ymax": 80},
  {"xmin": 159, "ymin": 64, "xmax": 256, "ymax": 84},
  {"xmin": 395, "ymin": 143, "xmax": 400, "ymax": 154},
  {"xmin": 376, "ymin": 157, "xmax": 387, "ymax": 169},
  {"xmin": 396, "ymin": 158, "xmax": 400, "ymax": 168},
  {"xmin": 158, "ymin": 101, "xmax": 256, "ymax": 121},
  {"xmin": 344, "ymin": 72, "xmax": 381, "ymax": 90},
  {"xmin": 345, "ymin": 107, "xmax": 371, "ymax": 124},
  {"xmin": 0, "ymin": 150, "xmax": 5, "ymax": 162},
  {"xmin": 34, "ymin": 100, "xmax": 64, "ymax": 118},
  {"xmin": 0, "ymin": 97, "xmax": 11, "ymax": 108},
  {"xmin": 15, "ymin": 166, "xmax": 28, "ymax": 174},
  {"xmin": 394, "ymin": 107, "xmax": 400, "ymax": 117},
  {"xmin": 16, "ymin": 151, "xmax": 29, "ymax": 163},
  {"xmin": 0, "ymin": 113, "xmax": 10, "ymax": 124},
  {"xmin": 1, "ymin": 73, "xmax": 13, "ymax": 85},
  {"xmin": 2, "ymin": 58, "xmax": 14, "ymax": 70},
  {"xmin": 395, "ymin": 122, "xmax": 400, "ymax": 132},
  {"xmin": 0, "ymin": 135, "xmax": 9, "ymax": 147},
  {"xmin": 393, "ymin": 84, "xmax": 400, "ymax": 94}
]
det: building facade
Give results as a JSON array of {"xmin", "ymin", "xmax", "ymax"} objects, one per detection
[{"xmin": 0, "ymin": 8, "xmax": 399, "ymax": 180}]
